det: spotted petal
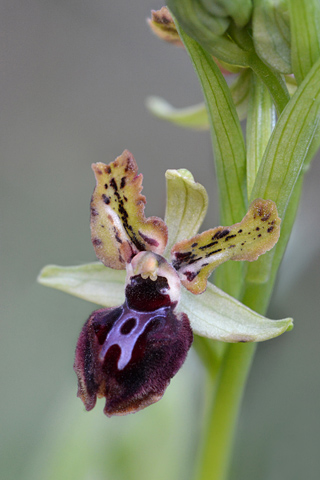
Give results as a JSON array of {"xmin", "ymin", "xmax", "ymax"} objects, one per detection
[
  {"xmin": 171, "ymin": 199, "xmax": 281, "ymax": 294},
  {"xmin": 91, "ymin": 150, "xmax": 168, "ymax": 269}
]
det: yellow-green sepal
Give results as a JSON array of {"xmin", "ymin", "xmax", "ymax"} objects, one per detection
[{"xmin": 164, "ymin": 168, "xmax": 208, "ymax": 257}]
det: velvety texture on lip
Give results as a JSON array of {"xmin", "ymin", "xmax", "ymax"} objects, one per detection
[{"xmin": 74, "ymin": 300, "xmax": 193, "ymax": 417}]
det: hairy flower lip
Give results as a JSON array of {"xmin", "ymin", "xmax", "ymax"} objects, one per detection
[
  {"xmin": 74, "ymin": 300, "xmax": 193, "ymax": 417},
  {"xmin": 73, "ymin": 250, "xmax": 193, "ymax": 417},
  {"xmin": 98, "ymin": 302, "xmax": 173, "ymax": 370}
]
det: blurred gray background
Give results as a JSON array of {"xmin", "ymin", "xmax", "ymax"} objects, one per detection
[{"xmin": 1, "ymin": 1, "xmax": 320, "ymax": 479}]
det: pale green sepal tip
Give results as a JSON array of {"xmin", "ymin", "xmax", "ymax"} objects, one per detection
[
  {"xmin": 164, "ymin": 168, "xmax": 208, "ymax": 255},
  {"xmin": 146, "ymin": 96, "xmax": 209, "ymax": 130},
  {"xmin": 37, "ymin": 263, "xmax": 126, "ymax": 307},
  {"xmin": 176, "ymin": 168, "xmax": 194, "ymax": 180},
  {"xmin": 180, "ymin": 282, "xmax": 293, "ymax": 343}
]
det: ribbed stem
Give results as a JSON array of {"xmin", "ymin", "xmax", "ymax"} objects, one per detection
[{"xmin": 194, "ymin": 343, "xmax": 256, "ymax": 480}]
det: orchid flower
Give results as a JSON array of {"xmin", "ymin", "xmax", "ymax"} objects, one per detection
[{"xmin": 38, "ymin": 150, "xmax": 292, "ymax": 417}]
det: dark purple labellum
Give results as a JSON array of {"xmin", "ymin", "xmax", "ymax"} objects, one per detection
[
  {"xmin": 125, "ymin": 274, "xmax": 173, "ymax": 311},
  {"xmin": 74, "ymin": 297, "xmax": 193, "ymax": 417}
]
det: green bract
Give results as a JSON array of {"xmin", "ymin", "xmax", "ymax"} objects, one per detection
[
  {"xmin": 246, "ymin": 76, "xmax": 276, "ymax": 197},
  {"xmin": 289, "ymin": 0, "xmax": 320, "ymax": 85},
  {"xmin": 167, "ymin": 0, "xmax": 249, "ymax": 65},
  {"xmin": 146, "ymin": 69, "xmax": 252, "ymax": 127},
  {"xmin": 242, "ymin": 57, "xmax": 320, "ymax": 303},
  {"xmin": 175, "ymin": 29, "xmax": 247, "ymax": 226},
  {"xmin": 146, "ymin": 97, "xmax": 210, "ymax": 130},
  {"xmin": 168, "ymin": 2, "xmax": 291, "ymax": 115},
  {"xmin": 201, "ymin": 0, "xmax": 253, "ymax": 28},
  {"xmin": 253, "ymin": 0, "xmax": 291, "ymax": 74},
  {"xmin": 175, "ymin": 25, "xmax": 248, "ymax": 297}
]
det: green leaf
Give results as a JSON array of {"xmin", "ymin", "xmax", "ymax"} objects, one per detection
[
  {"xmin": 164, "ymin": 169, "xmax": 208, "ymax": 256},
  {"xmin": 37, "ymin": 263, "xmax": 126, "ymax": 307},
  {"xmin": 289, "ymin": 0, "xmax": 320, "ymax": 85},
  {"xmin": 227, "ymin": 22, "xmax": 290, "ymax": 116},
  {"xmin": 289, "ymin": 0, "xmax": 320, "ymax": 175},
  {"xmin": 253, "ymin": 0, "xmax": 291, "ymax": 74},
  {"xmin": 176, "ymin": 26, "xmax": 247, "ymax": 227},
  {"xmin": 168, "ymin": 6, "xmax": 289, "ymax": 115},
  {"xmin": 244, "ymin": 58, "xmax": 320, "ymax": 289},
  {"xmin": 146, "ymin": 97, "xmax": 209, "ymax": 130},
  {"xmin": 250, "ymin": 58, "xmax": 320, "ymax": 217},
  {"xmin": 175, "ymin": 22, "xmax": 248, "ymax": 298},
  {"xmin": 180, "ymin": 281, "xmax": 293, "ymax": 342},
  {"xmin": 246, "ymin": 75, "xmax": 276, "ymax": 198}
]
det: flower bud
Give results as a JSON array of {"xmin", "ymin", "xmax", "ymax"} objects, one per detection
[
  {"xmin": 200, "ymin": 0, "xmax": 253, "ymax": 28},
  {"xmin": 148, "ymin": 7, "xmax": 184, "ymax": 46},
  {"xmin": 167, "ymin": 0, "xmax": 253, "ymax": 66}
]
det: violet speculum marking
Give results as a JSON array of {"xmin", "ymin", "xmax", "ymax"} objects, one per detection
[
  {"xmin": 74, "ymin": 150, "xmax": 281, "ymax": 417},
  {"xmin": 98, "ymin": 304, "xmax": 170, "ymax": 371},
  {"xmin": 74, "ymin": 250, "xmax": 192, "ymax": 417}
]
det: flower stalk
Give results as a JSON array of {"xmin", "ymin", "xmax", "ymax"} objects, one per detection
[{"xmin": 195, "ymin": 343, "xmax": 256, "ymax": 480}]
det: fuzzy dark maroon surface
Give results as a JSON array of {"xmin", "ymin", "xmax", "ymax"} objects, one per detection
[{"xmin": 74, "ymin": 296, "xmax": 193, "ymax": 416}]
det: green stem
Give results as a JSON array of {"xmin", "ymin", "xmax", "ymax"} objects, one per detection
[
  {"xmin": 193, "ymin": 336, "xmax": 226, "ymax": 381},
  {"xmin": 246, "ymin": 74, "xmax": 276, "ymax": 198},
  {"xmin": 194, "ymin": 174, "xmax": 306, "ymax": 480},
  {"xmin": 193, "ymin": 27, "xmax": 294, "ymax": 480},
  {"xmin": 248, "ymin": 54, "xmax": 290, "ymax": 116},
  {"xmin": 195, "ymin": 343, "xmax": 256, "ymax": 480}
]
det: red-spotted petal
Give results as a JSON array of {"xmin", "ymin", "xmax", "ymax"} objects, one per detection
[
  {"xmin": 90, "ymin": 150, "xmax": 168, "ymax": 269},
  {"xmin": 171, "ymin": 199, "xmax": 281, "ymax": 294}
]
